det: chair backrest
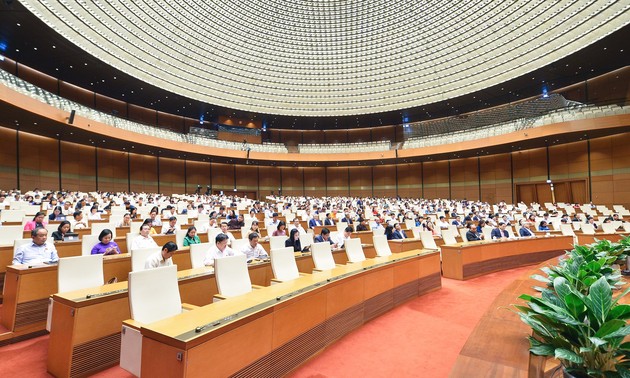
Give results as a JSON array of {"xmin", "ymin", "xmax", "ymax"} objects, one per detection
[
  {"xmin": 344, "ymin": 238, "xmax": 366, "ymax": 263},
  {"xmin": 270, "ymin": 247, "xmax": 300, "ymax": 282},
  {"xmin": 58, "ymin": 254, "xmax": 104, "ymax": 293},
  {"xmin": 81, "ymin": 234, "xmax": 100, "ymax": 256},
  {"xmin": 270, "ymin": 235, "xmax": 288, "ymax": 250},
  {"xmin": 419, "ymin": 231, "xmax": 438, "ymax": 250},
  {"xmin": 601, "ymin": 222, "xmax": 616, "ymax": 234},
  {"xmin": 231, "ymin": 238, "xmax": 248, "ymax": 254},
  {"xmin": 506, "ymin": 226, "xmax": 516, "ymax": 238},
  {"xmin": 572, "ymin": 221, "xmax": 582, "ymax": 231},
  {"xmin": 299, "ymin": 232, "xmax": 314, "ymax": 248},
  {"xmin": 481, "ymin": 227, "xmax": 493, "ymax": 241},
  {"xmin": 448, "ymin": 225, "xmax": 460, "ymax": 239},
  {"xmin": 405, "ymin": 219, "xmax": 416, "ymax": 230},
  {"xmin": 624, "ymin": 223, "xmax": 630, "ymax": 233},
  {"xmin": 208, "ymin": 228, "xmax": 222, "ymax": 242},
  {"xmin": 126, "ymin": 232, "xmax": 138, "ymax": 253},
  {"xmin": 190, "ymin": 242, "xmax": 210, "ymax": 268},
  {"xmin": 13, "ymin": 238, "xmax": 32, "ymax": 256},
  {"xmin": 1, "ymin": 209, "xmax": 26, "ymax": 222},
  {"xmin": 459, "ymin": 228, "xmax": 468, "ymax": 241},
  {"xmin": 581, "ymin": 223, "xmax": 596, "ymax": 235},
  {"xmin": 128, "ymin": 265, "xmax": 181, "ymax": 324},
  {"xmin": 441, "ymin": 228, "xmax": 458, "ymax": 245},
  {"xmin": 411, "ymin": 227, "xmax": 422, "ymax": 239},
  {"xmin": 0, "ymin": 225, "xmax": 24, "ymax": 246},
  {"xmin": 311, "ymin": 242, "xmax": 336, "ymax": 270},
  {"xmin": 131, "ymin": 247, "xmax": 161, "ymax": 272},
  {"xmin": 560, "ymin": 224, "xmax": 576, "ymax": 237},
  {"xmin": 372, "ymin": 235, "xmax": 392, "ymax": 257},
  {"xmin": 91, "ymin": 222, "xmax": 116, "ymax": 238},
  {"xmin": 193, "ymin": 220, "xmax": 209, "ymax": 232},
  {"xmin": 45, "ymin": 223, "xmax": 58, "ymax": 235},
  {"xmin": 372, "ymin": 228, "xmax": 385, "ymax": 236},
  {"xmin": 215, "ymin": 254, "xmax": 252, "ymax": 298},
  {"xmin": 337, "ymin": 221, "xmax": 347, "ymax": 231}
]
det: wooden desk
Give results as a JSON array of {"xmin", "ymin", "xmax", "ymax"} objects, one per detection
[
  {"xmin": 313, "ymin": 225, "xmax": 337, "ymax": 235},
  {"xmin": 388, "ymin": 238, "xmax": 423, "ymax": 253},
  {"xmin": 139, "ymin": 250, "xmax": 442, "ymax": 377},
  {"xmin": 0, "ymin": 250, "xmax": 191, "ymax": 334},
  {"xmin": 351, "ymin": 231, "xmax": 375, "ymax": 244},
  {"xmin": 45, "ymin": 246, "xmax": 374, "ymax": 377},
  {"xmin": 575, "ymin": 232, "xmax": 625, "ymax": 246},
  {"xmin": 441, "ymin": 236, "xmax": 573, "ymax": 280}
]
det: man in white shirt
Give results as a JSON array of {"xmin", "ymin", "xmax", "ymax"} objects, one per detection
[
  {"xmin": 144, "ymin": 242, "xmax": 178, "ymax": 269},
  {"xmin": 204, "ymin": 234, "xmax": 241, "ymax": 266},
  {"xmin": 240, "ymin": 232, "xmax": 268, "ymax": 260},
  {"xmin": 333, "ymin": 226, "xmax": 353, "ymax": 249},
  {"xmin": 437, "ymin": 216, "xmax": 451, "ymax": 229},
  {"xmin": 149, "ymin": 210, "xmax": 162, "ymax": 227},
  {"xmin": 219, "ymin": 221, "xmax": 236, "ymax": 246},
  {"xmin": 13, "ymin": 227, "xmax": 59, "ymax": 265},
  {"xmin": 266, "ymin": 212, "xmax": 280, "ymax": 230},
  {"xmin": 131, "ymin": 223, "xmax": 159, "ymax": 251},
  {"xmin": 288, "ymin": 218, "xmax": 306, "ymax": 235},
  {"xmin": 161, "ymin": 216, "xmax": 179, "ymax": 235}
]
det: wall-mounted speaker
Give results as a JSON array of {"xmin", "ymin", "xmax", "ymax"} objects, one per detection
[{"xmin": 68, "ymin": 110, "xmax": 76, "ymax": 124}]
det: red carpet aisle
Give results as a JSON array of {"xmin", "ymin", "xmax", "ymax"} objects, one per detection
[
  {"xmin": 0, "ymin": 266, "xmax": 530, "ymax": 377},
  {"xmin": 289, "ymin": 266, "xmax": 531, "ymax": 378}
]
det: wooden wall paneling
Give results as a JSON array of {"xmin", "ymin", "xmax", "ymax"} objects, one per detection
[
  {"xmin": 258, "ymin": 166, "xmax": 281, "ymax": 196},
  {"xmin": 17, "ymin": 65, "xmax": 58, "ymax": 94},
  {"xmin": 157, "ymin": 112, "xmax": 184, "ymax": 133},
  {"xmin": 58, "ymin": 81, "xmax": 93, "ymax": 109},
  {"xmin": 159, "ymin": 157, "xmax": 186, "ymax": 195},
  {"xmin": 326, "ymin": 167, "xmax": 349, "ymax": 197},
  {"xmin": 128, "ymin": 104, "xmax": 156, "ymax": 126},
  {"xmin": 211, "ymin": 163, "xmax": 234, "ymax": 191},
  {"xmin": 610, "ymin": 133, "xmax": 630, "ymax": 206},
  {"xmin": 348, "ymin": 167, "xmax": 373, "ymax": 197},
  {"xmin": 422, "ymin": 161, "xmax": 449, "ymax": 199},
  {"xmin": 371, "ymin": 126, "xmax": 396, "ymax": 142},
  {"xmin": 517, "ymin": 184, "xmax": 536, "ymax": 204},
  {"xmin": 269, "ymin": 130, "xmax": 282, "ymax": 144},
  {"xmin": 235, "ymin": 165, "xmax": 259, "ymax": 196},
  {"xmin": 549, "ymin": 141, "xmax": 588, "ymax": 181},
  {"xmin": 303, "ymin": 167, "xmax": 326, "ymax": 196},
  {"xmin": 479, "ymin": 154, "xmax": 512, "ymax": 204},
  {"xmin": 449, "ymin": 157, "xmax": 479, "ymax": 201},
  {"xmin": 60, "ymin": 141, "xmax": 96, "ymax": 191},
  {"xmin": 0, "ymin": 126, "xmax": 18, "ymax": 189},
  {"xmin": 396, "ymin": 163, "xmax": 421, "ymax": 198},
  {"xmin": 348, "ymin": 129, "xmax": 371, "ymax": 143},
  {"xmin": 97, "ymin": 148, "xmax": 129, "ymax": 192},
  {"xmin": 302, "ymin": 131, "xmax": 325, "ymax": 144},
  {"xmin": 325, "ymin": 130, "xmax": 348, "ymax": 144},
  {"xmin": 589, "ymin": 136, "xmax": 614, "ymax": 206},
  {"xmin": 372, "ymin": 165, "xmax": 396, "ymax": 197},
  {"xmin": 18, "ymin": 132, "xmax": 59, "ymax": 191},
  {"xmin": 279, "ymin": 167, "xmax": 303, "ymax": 196},
  {"xmin": 587, "ymin": 67, "xmax": 630, "ymax": 105},
  {"xmin": 129, "ymin": 153, "xmax": 158, "ymax": 193},
  {"xmin": 186, "ymin": 161, "xmax": 210, "ymax": 192},
  {"xmin": 94, "ymin": 94, "xmax": 127, "ymax": 117}
]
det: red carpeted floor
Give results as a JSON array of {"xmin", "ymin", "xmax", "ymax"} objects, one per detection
[{"xmin": 0, "ymin": 265, "xmax": 530, "ymax": 377}]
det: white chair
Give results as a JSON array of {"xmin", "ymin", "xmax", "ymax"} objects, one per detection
[
  {"xmin": 441, "ymin": 228, "xmax": 458, "ymax": 245},
  {"xmin": 126, "ymin": 232, "xmax": 138, "ymax": 253},
  {"xmin": 81, "ymin": 235, "xmax": 100, "ymax": 256},
  {"xmin": 299, "ymin": 232, "xmax": 314, "ymax": 248},
  {"xmin": 601, "ymin": 223, "xmax": 616, "ymax": 234},
  {"xmin": 231, "ymin": 238, "xmax": 248, "ymax": 254},
  {"xmin": 270, "ymin": 235, "xmax": 288, "ymax": 250},
  {"xmin": 581, "ymin": 223, "xmax": 596, "ymax": 235},
  {"xmin": 175, "ymin": 230, "xmax": 186, "ymax": 250},
  {"xmin": 1, "ymin": 209, "xmax": 26, "ymax": 223},
  {"xmin": 411, "ymin": 227, "xmax": 422, "ymax": 239},
  {"xmin": 624, "ymin": 223, "xmax": 630, "ymax": 233},
  {"xmin": 58, "ymin": 254, "xmax": 104, "ymax": 293},
  {"xmin": 372, "ymin": 228, "xmax": 385, "ymax": 236},
  {"xmin": 373, "ymin": 235, "xmax": 392, "ymax": 257},
  {"xmin": 120, "ymin": 265, "xmax": 185, "ymax": 377},
  {"xmin": 419, "ymin": 231, "xmax": 439, "ymax": 250},
  {"xmin": 13, "ymin": 238, "xmax": 31, "ymax": 257},
  {"xmin": 481, "ymin": 228, "xmax": 493, "ymax": 241},
  {"xmin": 459, "ymin": 228, "xmax": 468, "ymax": 241},
  {"xmin": 311, "ymin": 242, "xmax": 337, "ymax": 271},
  {"xmin": 270, "ymin": 247, "xmax": 302, "ymax": 283},
  {"xmin": 214, "ymin": 254, "xmax": 256, "ymax": 299},
  {"xmin": 337, "ymin": 221, "xmax": 348, "ymax": 231},
  {"xmin": 207, "ymin": 228, "xmax": 222, "ymax": 243},
  {"xmin": 0, "ymin": 225, "xmax": 24, "ymax": 246},
  {"xmin": 131, "ymin": 247, "xmax": 161, "ymax": 272},
  {"xmin": 405, "ymin": 219, "xmax": 416, "ymax": 230},
  {"xmin": 344, "ymin": 238, "xmax": 366, "ymax": 263},
  {"xmin": 189, "ymin": 242, "xmax": 210, "ymax": 269},
  {"xmin": 91, "ymin": 222, "xmax": 116, "ymax": 238}
]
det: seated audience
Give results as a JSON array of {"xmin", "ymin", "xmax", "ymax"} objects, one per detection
[
  {"xmin": 219, "ymin": 221, "xmax": 236, "ymax": 246},
  {"xmin": 203, "ymin": 234, "xmax": 240, "ymax": 266},
  {"xmin": 390, "ymin": 223, "xmax": 408, "ymax": 239},
  {"xmin": 116, "ymin": 213, "xmax": 132, "ymax": 227},
  {"xmin": 131, "ymin": 223, "xmax": 158, "ymax": 250},
  {"xmin": 183, "ymin": 226, "xmax": 201, "ymax": 246},
  {"xmin": 145, "ymin": 241, "xmax": 178, "ymax": 269},
  {"xmin": 465, "ymin": 223, "xmax": 482, "ymax": 241},
  {"xmin": 91, "ymin": 229, "xmax": 121, "ymax": 255},
  {"xmin": 24, "ymin": 212, "xmax": 47, "ymax": 231},
  {"xmin": 272, "ymin": 221, "xmax": 287, "ymax": 237},
  {"xmin": 538, "ymin": 220, "xmax": 550, "ymax": 231},
  {"xmin": 161, "ymin": 216, "xmax": 179, "ymax": 235},
  {"xmin": 240, "ymin": 232, "xmax": 268, "ymax": 260},
  {"xmin": 51, "ymin": 221, "xmax": 72, "ymax": 241},
  {"xmin": 314, "ymin": 227, "xmax": 337, "ymax": 248},
  {"xmin": 72, "ymin": 211, "xmax": 88, "ymax": 229},
  {"xmin": 48, "ymin": 206, "xmax": 65, "ymax": 221},
  {"xmin": 490, "ymin": 222, "xmax": 509, "ymax": 239},
  {"xmin": 519, "ymin": 221, "xmax": 535, "ymax": 237},
  {"xmin": 285, "ymin": 228, "xmax": 305, "ymax": 252},
  {"xmin": 13, "ymin": 227, "xmax": 59, "ymax": 265},
  {"xmin": 88, "ymin": 205, "xmax": 101, "ymax": 220}
]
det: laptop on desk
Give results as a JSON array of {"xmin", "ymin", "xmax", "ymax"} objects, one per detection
[{"xmin": 63, "ymin": 233, "xmax": 79, "ymax": 242}]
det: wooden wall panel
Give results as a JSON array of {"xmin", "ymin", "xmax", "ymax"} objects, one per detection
[
  {"xmin": 549, "ymin": 141, "xmax": 588, "ymax": 181},
  {"xmin": 18, "ymin": 132, "xmax": 59, "ymax": 191},
  {"xmin": 610, "ymin": 133, "xmax": 630, "ymax": 206},
  {"xmin": 512, "ymin": 148, "xmax": 548, "ymax": 184},
  {"xmin": 96, "ymin": 148, "xmax": 128, "ymax": 192},
  {"xmin": 59, "ymin": 82, "xmax": 93, "ymax": 109},
  {"xmin": 479, "ymin": 154, "xmax": 512, "ymax": 204},
  {"xmin": 17, "ymin": 65, "xmax": 58, "ymax": 94},
  {"xmin": 348, "ymin": 129, "xmax": 371, "ymax": 143},
  {"xmin": 60, "ymin": 142, "xmax": 96, "ymax": 191},
  {"xmin": 280, "ymin": 167, "xmax": 303, "ymax": 196},
  {"xmin": 235, "ymin": 165, "xmax": 259, "ymax": 195},
  {"xmin": 326, "ymin": 167, "xmax": 349, "ymax": 197},
  {"xmin": 422, "ymin": 161, "xmax": 449, "ymax": 199},
  {"xmin": 129, "ymin": 153, "xmax": 158, "ymax": 193},
  {"xmin": 324, "ymin": 130, "xmax": 348, "ymax": 144},
  {"xmin": 397, "ymin": 163, "xmax": 422, "ymax": 198},
  {"xmin": 348, "ymin": 167, "xmax": 373, "ymax": 197},
  {"xmin": 128, "ymin": 104, "xmax": 156, "ymax": 126},
  {"xmin": 258, "ymin": 166, "xmax": 281, "ymax": 196},
  {"xmin": 159, "ymin": 157, "xmax": 186, "ymax": 195},
  {"xmin": 301, "ymin": 131, "xmax": 325, "ymax": 144},
  {"xmin": 94, "ymin": 94, "xmax": 127, "ymax": 118},
  {"xmin": 157, "ymin": 112, "xmax": 184, "ymax": 133},
  {"xmin": 303, "ymin": 167, "xmax": 325, "ymax": 196},
  {"xmin": 372, "ymin": 165, "xmax": 396, "ymax": 197},
  {"xmin": 0, "ymin": 127, "xmax": 18, "ymax": 189},
  {"xmin": 211, "ymin": 163, "xmax": 234, "ymax": 191},
  {"xmin": 371, "ymin": 126, "xmax": 396, "ymax": 142},
  {"xmin": 186, "ymin": 161, "xmax": 211, "ymax": 192},
  {"xmin": 450, "ymin": 158, "xmax": 479, "ymax": 201}
]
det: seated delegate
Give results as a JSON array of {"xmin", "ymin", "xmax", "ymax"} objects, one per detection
[
  {"xmin": 13, "ymin": 227, "xmax": 59, "ymax": 265},
  {"xmin": 91, "ymin": 229, "xmax": 121, "ymax": 255}
]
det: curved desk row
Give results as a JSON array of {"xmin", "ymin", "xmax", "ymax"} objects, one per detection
[{"xmin": 137, "ymin": 250, "xmax": 441, "ymax": 377}]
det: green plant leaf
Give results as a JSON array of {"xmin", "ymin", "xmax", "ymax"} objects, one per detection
[
  {"xmin": 604, "ymin": 325, "xmax": 630, "ymax": 339},
  {"xmin": 595, "ymin": 319, "xmax": 626, "ymax": 338},
  {"xmin": 588, "ymin": 337, "xmax": 608, "ymax": 347},
  {"xmin": 529, "ymin": 338, "xmax": 555, "ymax": 356},
  {"xmin": 564, "ymin": 293, "xmax": 585, "ymax": 318},
  {"xmin": 609, "ymin": 305, "xmax": 630, "ymax": 320},
  {"xmin": 617, "ymin": 366, "xmax": 630, "ymax": 378},
  {"xmin": 555, "ymin": 348, "xmax": 583, "ymax": 364},
  {"xmin": 584, "ymin": 276, "xmax": 612, "ymax": 326}
]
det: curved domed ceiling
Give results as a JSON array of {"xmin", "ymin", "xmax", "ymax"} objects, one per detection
[{"xmin": 21, "ymin": 0, "xmax": 629, "ymax": 116}]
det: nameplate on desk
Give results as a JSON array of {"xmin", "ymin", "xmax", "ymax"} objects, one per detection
[{"xmin": 72, "ymin": 288, "xmax": 129, "ymax": 302}]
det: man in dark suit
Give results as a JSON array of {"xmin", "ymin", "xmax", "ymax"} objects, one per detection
[
  {"xmin": 309, "ymin": 216, "xmax": 322, "ymax": 229},
  {"xmin": 390, "ymin": 223, "xmax": 408, "ymax": 239},
  {"xmin": 465, "ymin": 223, "xmax": 482, "ymax": 241},
  {"xmin": 519, "ymin": 221, "xmax": 535, "ymax": 237},
  {"xmin": 314, "ymin": 228, "xmax": 336, "ymax": 247},
  {"xmin": 490, "ymin": 222, "xmax": 509, "ymax": 239},
  {"xmin": 324, "ymin": 213, "xmax": 335, "ymax": 226},
  {"xmin": 341, "ymin": 210, "xmax": 354, "ymax": 225}
]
